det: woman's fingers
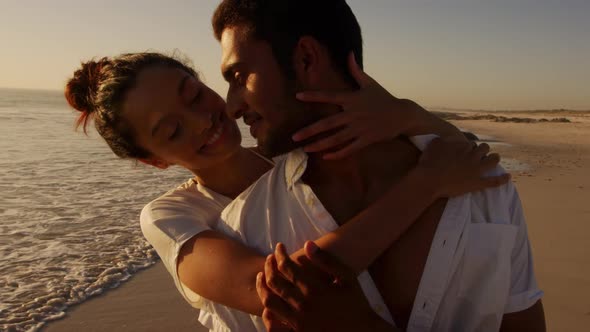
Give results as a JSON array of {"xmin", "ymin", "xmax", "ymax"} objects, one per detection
[
  {"xmin": 303, "ymin": 130, "xmax": 354, "ymax": 153},
  {"xmin": 295, "ymin": 90, "xmax": 348, "ymax": 105},
  {"xmin": 262, "ymin": 309, "xmax": 293, "ymax": 332},
  {"xmin": 471, "ymin": 142, "xmax": 491, "ymax": 161},
  {"xmin": 256, "ymin": 272, "xmax": 298, "ymax": 326},
  {"xmin": 292, "ymin": 113, "xmax": 350, "ymax": 142},
  {"xmin": 269, "ymin": 246, "xmax": 306, "ymax": 311},
  {"xmin": 480, "ymin": 153, "xmax": 501, "ymax": 172},
  {"xmin": 480, "ymin": 173, "xmax": 511, "ymax": 189},
  {"xmin": 472, "ymin": 152, "xmax": 510, "ymax": 191},
  {"xmin": 272, "ymin": 245, "xmax": 323, "ymax": 297},
  {"xmin": 323, "ymin": 139, "xmax": 365, "ymax": 160}
]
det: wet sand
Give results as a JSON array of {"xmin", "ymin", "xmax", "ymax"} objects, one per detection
[
  {"xmin": 43, "ymin": 110, "xmax": 590, "ymax": 331},
  {"xmin": 42, "ymin": 263, "xmax": 206, "ymax": 332}
]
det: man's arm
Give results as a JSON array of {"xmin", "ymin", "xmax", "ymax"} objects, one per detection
[
  {"xmin": 500, "ymin": 300, "xmax": 546, "ymax": 331},
  {"xmin": 498, "ymin": 182, "xmax": 546, "ymax": 330},
  {"xmin": 257, "ymin": 241, "xmax": 400, "ymax": 331}
]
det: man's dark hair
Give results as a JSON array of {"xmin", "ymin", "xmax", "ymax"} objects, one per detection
[{"xmin": 212, "ymin": 0, "xmax": 363, "ymax": 83}]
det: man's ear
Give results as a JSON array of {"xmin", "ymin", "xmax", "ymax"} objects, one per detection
[
  {"xmin": 139, "ymin": 157, "xmax": 171, "ymax": 170},
  {"xmin": 293, "ymin": 36, "xmax": 328, "ymax": 88}
]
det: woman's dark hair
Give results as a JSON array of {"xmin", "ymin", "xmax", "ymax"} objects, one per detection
[
  {"xmin": 212, "ymin": 0, "xmax": 363, "ymax": 81},
  {"xmin": 65, "ymin": 52, "xmax": 197, "ymax": 159}
]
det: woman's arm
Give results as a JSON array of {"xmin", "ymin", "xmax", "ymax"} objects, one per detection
[
  {"xmin": 177, "ymin": 139, "xmax": 507, "ymax": 317},
  {"xmin": 177, "ymin": 168, "xmax": 436, "ymax": 316},
  {"xmin": 283, "ymin": 138, "xmax": 503, "ymax": 275},
  {"xmin": 401, "ymin": 99, "xmax": 467, "ymax": 141}
]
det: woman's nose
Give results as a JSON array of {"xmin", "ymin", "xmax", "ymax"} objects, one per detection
[{"xmin": 187, "ymin": 109, "xmax": 213, "ymax": 136}]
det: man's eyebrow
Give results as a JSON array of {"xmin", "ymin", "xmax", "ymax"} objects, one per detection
[
  {"xmin": 177, "ymin": 75, "xmax": 190, "ymax": 97},
  {"xmin": 221, "ymin": 62, "xmax": 243, "ymax": 82}
]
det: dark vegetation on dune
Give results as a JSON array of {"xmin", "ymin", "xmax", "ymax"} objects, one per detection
[{"xmin": 434, "ymin": 112, "xmax": 571, "ymax": 124}]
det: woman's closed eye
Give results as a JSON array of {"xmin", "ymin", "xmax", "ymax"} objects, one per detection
[
  {"xmin": 169, "ymin": 122, "xmax": 182, "ymax": 140},
  {"xmin": 191, "ymin": 89, "xmax": 202, "ymax": 105}
]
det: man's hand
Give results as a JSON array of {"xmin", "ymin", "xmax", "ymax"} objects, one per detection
[{"xmin": 256, "ymin": 242, "xmax": 397, "ymax": 332}]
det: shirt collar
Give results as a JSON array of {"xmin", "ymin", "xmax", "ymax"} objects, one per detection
[
  {"xmin": 284, "ymin": 149, "xmax": 309, "ymax": 190},
  {"xmin": 283, "ymin": 135, "xmax": 439, "ymax": 190}
]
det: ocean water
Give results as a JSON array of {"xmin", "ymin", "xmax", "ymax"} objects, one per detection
[{"xmin": 0, "ymin": 88, "xmax": 255, "ymax": 332}]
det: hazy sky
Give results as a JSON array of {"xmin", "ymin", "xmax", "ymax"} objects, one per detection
[{"xmin": 1, "ymin": 0, "xmax": 588, "ymax": 110}]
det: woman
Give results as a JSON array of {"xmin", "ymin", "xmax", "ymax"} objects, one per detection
[{"xmin": 65, "ymin": 52, "xmax": 507, "ymax": 331}]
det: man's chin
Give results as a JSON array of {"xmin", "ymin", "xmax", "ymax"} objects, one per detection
[{"xmin": 258, "ymin": 131, "xmax": 302, "ymax": 158}]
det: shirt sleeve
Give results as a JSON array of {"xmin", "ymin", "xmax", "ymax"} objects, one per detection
[
  {"xmin": 503, "ymin": 184, "xmax": 544, "ymax": 313},
  {"xmin": 140, "ymin": 193, "xmax": 216, "ymax": 308}
]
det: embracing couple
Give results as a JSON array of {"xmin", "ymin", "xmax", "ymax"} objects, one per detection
[{"xmin": 65, "ymin": 0, "xmax": 545, "ymax": 331}]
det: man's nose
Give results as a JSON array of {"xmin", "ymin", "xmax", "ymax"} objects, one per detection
[{"xmin": 226, "ymin": 88, "xmax": 246, "ymax": 120}]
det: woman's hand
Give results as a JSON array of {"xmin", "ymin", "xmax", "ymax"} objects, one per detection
[
  {"xmin": 257, "ymin": 242, "xmax": 396, "ymax": 332},
  {"xmin": 417, "ymin": 137, "xmax": 511, "ymax": 197},
  {"xmin": 292, "ymin": 52, "xmax": 424, "ymax": 160}
]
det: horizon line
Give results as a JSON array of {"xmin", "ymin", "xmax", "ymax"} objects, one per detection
[{"xmin": 1, "ymin": 86, "xmax": 588, "ymax": 112}]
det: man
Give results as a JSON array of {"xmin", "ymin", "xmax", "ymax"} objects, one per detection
[{"xmin": 211, "ymin": 0, "xmax": 545, "ymax": 331}]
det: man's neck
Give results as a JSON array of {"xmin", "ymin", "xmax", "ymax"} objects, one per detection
[
  {"xmin": 305, "ymin": 138, "xmax": 418, "ymax": 189},
  {"xmin": 302, "ymin": 138, "xmax": 420, "ymax": 224}
]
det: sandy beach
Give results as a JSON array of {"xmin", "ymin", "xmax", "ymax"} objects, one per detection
[
  {"xmin": 448, "ymin": 110, "xmax": 590, "ymax": 331},
  {"xmin": 43, "ymin": 110, "xmax": 590, "ymax": 332}
]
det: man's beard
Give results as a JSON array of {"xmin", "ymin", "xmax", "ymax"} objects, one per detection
[{"xmin": 258, "ymin": 100, "xmax": 324, "ymax": 158}]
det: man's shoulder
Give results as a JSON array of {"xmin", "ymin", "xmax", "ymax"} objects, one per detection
[
  {"xmin": 233, "ymin": 153, "xmax": 290, "ymax": 201},
  {"xmin": 467, "ymin": 165, "xmax": 522, "ymax": 226},
  {"xmin": 219, "ymin": 154, "xmax": 292, "ymax": 229}
]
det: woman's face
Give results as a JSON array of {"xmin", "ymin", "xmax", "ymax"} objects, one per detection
[{"xmin": 123, "ymin": 66, "xmax": 242, "ymax": 171}]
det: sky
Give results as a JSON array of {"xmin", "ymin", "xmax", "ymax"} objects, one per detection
[{"xmin": 0, "ymin": 0, "xmax": 588, "ymax": 110}]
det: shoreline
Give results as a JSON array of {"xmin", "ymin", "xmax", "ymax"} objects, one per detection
[
  {"xmin": 42, "ymin": 262, "xmax": 207, "ymax": 332},
  {"xmin": 42, "ymin": 111, "xmax": 590, "ymax": 331}
]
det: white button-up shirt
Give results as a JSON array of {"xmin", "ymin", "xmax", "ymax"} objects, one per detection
[{"xmin": 141, "ymin": 135, "xmax": 542, "ymax": 331}]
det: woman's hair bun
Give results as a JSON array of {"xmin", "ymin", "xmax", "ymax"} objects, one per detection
[{"xmin": 64, "ymin": 57, "xmax": 110, "ymax": 131}]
